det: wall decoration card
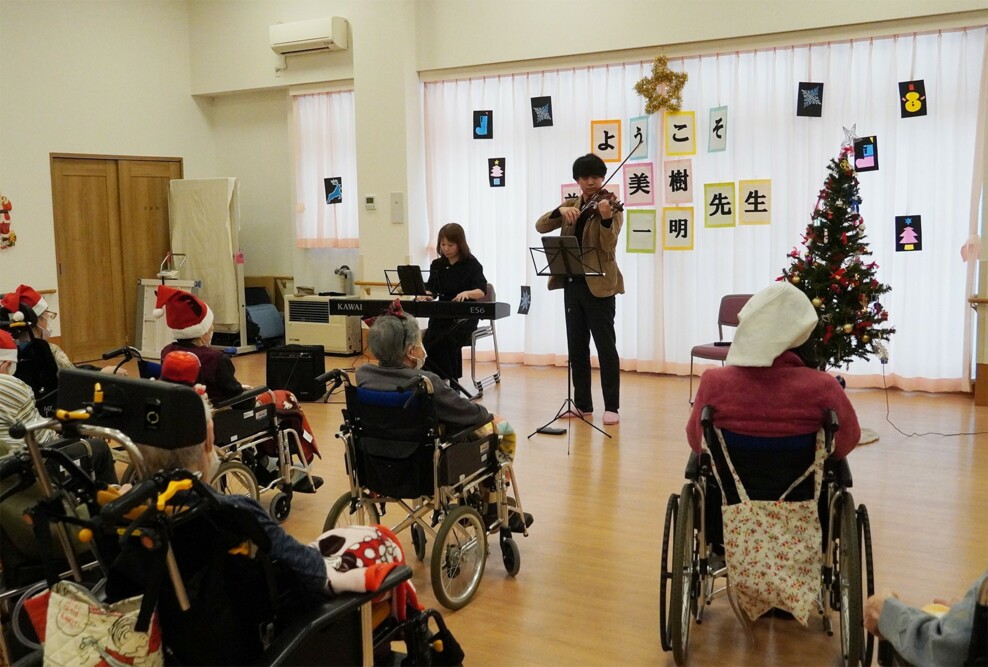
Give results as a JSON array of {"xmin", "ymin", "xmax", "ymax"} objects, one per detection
[
  {"xmin": 628, "ymin": 115, "xmax": 649, "ymax": 161},
  {"xmin": 626, "ymin": 209, "xmax": 656, "ymax": 254},
  {"xmin": 519, "ymin": 286, "xmax": 532, "ymax": 315},
  {"xmin": 591, "ymin": 120, "xmax": 622, "ymax": 162},
  {"xmin": 898, "ymin": 80, "xmax": 928, "ymax": 118},
  {"xmin": 853, "ymin": 136, "xmax": 879, "ymax": 172},
  {"xmin": 324, "ymin": 177, "xmax": 343, "ymax": 204},
  {"xmin": 623, "ymin": 162, "xmax": 655, "ymax": 207},
  {"xmin": 797, "ymin": 82, "xmax": 824, "ymax": 117},
  {"xmin": 531, "ymin": 96, "xmax": 553, "ymax": 127},
  {"xmin": 488, "ymin": 158, "xmax": 505, "ymax": 187},
  {"xmin": 708, "ymin": 106, "xmax": 728, "ymax": 152},
  {"xmin": 704, "ymin": 182, "xmax": 736, "ymax": 227},
  {"xmin": 662, "ymin": 207, "xmax": 694, "ymax": 251},
  {"xmin": 664, "ymin": 111, "xmax": 696, "ymax": 156},
  {"xmin": 895, "ymin": 215, "xmax": 922, "ymax": 251},
  {"xmin": 663, "ymin": 159, "xmax": 693, "ymax": 204},
  {"xmin": 473, "ymin": 110, "xmax": 493, "ymax": 139},
  {"xmin": 560, "ymin": 182, "xmax": 580, "ymax": 204},
  {"xmin": 738, "ymin": 179, "xmax": 771, "ymax": 225}
]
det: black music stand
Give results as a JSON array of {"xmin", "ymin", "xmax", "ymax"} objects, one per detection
[{"xmin": 527, "ymin": 236, "xmax": 611, "ymax": 439}]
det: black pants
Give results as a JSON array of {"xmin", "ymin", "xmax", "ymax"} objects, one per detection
[
  {"xmin": 564, "ymin": 280, "xmax": 619, "ymax": 413},
  {"xmin": 423, "ymin": 318, "xmax": 477, "ymax": 381}
]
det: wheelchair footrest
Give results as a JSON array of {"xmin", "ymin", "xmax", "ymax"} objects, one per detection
[{"xmin": 292, "ymin": 475, "xmax": 324, "ymax": 494}]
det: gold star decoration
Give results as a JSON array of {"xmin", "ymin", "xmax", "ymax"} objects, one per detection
[{"xmin": 634, "ymin": 55, "xmax": 688, "ymax": 114}]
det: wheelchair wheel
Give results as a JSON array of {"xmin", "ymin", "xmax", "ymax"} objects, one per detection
[
  {"xmin": 324, "ymin": 492, "xmax": 381, "ymax": 531},
  {"xmin": 659, "ymin": 493, "xmax": 679, "ymax": 652},
  {"xmin": 411, "ymin": 523, "xmax": 428, "ymax": 561},
  {"xmin": 835, "ymin": 492, "xmax": 864, "ymax": 667},
  {"xmin": 268, "ymin": 491, "xmax": 292, "ymax": 523},
  {"xmin": 670, "ymin": 484, "xmax": 699, "ymax": 666},
  {"xmin": 858, "ymin": 505, "xmax": 875, "ymax": 667},
  {"xmin": 500, "ymin": 535, "xmax": 520, "ymax": 576},
  {"xmin": 431, "ymin": 505, "xmax": 487, "ymax": 610},
  {"xmin": 210, "ymin": 462, "xmax": 260, "ymax": 501}
]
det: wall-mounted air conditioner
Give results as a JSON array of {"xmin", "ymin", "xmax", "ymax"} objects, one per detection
[
  {"xmin": 269, "ymin": 17, "xmax": 348, "ymax": 55},
  {"xmin": 285, "ymin": 296, "xmax": 361, "ymax": 354}
]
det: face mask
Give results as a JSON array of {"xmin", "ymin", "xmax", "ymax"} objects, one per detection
[
  {"xmin": 38, "ymin": 327, "xmax": 51, "ymax": 340},
  {"xmin": 4, "ymin": 362, "xmax": 16, "ymax": 376},
  {"xmin": 411, "ymin": 348, "xmax": 427, "ymax": 370}
]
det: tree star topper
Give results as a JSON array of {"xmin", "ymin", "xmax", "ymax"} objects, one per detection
[{"xmin": 635, "ymin": 55, "xmax": 688, "ymax": 114}]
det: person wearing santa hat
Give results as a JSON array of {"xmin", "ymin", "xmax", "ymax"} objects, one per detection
[
  {"xmin": 156, "ymin": 286, "xmax": 250, "ymax": 403},
  {"xmin": 0, "ymin": 284, "xmax": 72, "ymax": 369}
]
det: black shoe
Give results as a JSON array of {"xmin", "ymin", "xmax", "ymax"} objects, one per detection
[{"xmin": 508, "ymin": 512, "xmax": 534, "ymax": 533}]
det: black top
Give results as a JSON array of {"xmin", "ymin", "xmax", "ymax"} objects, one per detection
[{"xmin": 425, "ymin": 256, "xmax": 487, "ymax": 301}]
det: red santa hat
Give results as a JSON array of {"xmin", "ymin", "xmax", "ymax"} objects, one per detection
[
  {"xmin": 153, "ymin": 285, "xmax": 214, "ymax": 340},
  {"xmin": 1, "ymin": 284, "xmax": 49, "ymax": 323},
  {"xmin": 0, "ymin": 330, "xmax": 17, "ymax": 363},
  {"xmin": 160, "ymin": 350, "xmax": 202, "ymax": 386}
]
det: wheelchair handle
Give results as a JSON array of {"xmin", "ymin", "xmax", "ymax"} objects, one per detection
[
  {"xmin": 314, "ymin": 368, "xmax": 350, "ymax": 387},
  {"xmin": 397, "ymin": 373, "xmax": 433, "ymax": 394},
  {"xmin": 102, "ymin": 345, "xmax": 141, "ymax": 361},
  {"xmin": 98, "ymin": 477, "xmax": 164, "ymax": 526},
  {"xmin": 213, "ymin": 385, "xmax": 270, "ymax": 409}
]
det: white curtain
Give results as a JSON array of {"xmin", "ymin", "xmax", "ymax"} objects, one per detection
[
  {"xmin": 292, "ymin": 90, "xmax": 360, "ymax": 248},
  {"xmin": 422, "ymin": 27, "xmax": 987, "ymax": 391}
]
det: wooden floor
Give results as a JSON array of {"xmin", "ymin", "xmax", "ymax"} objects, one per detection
[{"xmin": 228, "ymin": 352, "xmax": 986, "ymax": 667}]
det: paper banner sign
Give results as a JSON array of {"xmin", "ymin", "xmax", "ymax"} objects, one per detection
[
  {"xmin": 519, "ymin": 286, "xmax": 532, "ymax": 314},
  {"xmin": 324, "ymin": 177, "xmax": 343, "ymax": 204},
  {"xmin": 488, "ymin": 158, "xmax": 505, "ymax": 187},
  {"xmin": 531, "ymin": 97, "xmax": 553, "ymax": 127},
  {"xmin": 663, "ymin": 159, "xmax": 693, "ymax": 204},
  {"xmin": 899, "ymin": 81, "xmax": 927, "ymax": 118},
  {"xmin": 797, "ymin": 82, "xmax": 824, "ymax": 117},
  {"xmin": 626, "ymin": 209, "xmax": 656, "ymax": 253},
  {"xmin": 591, "ymin": 120, "xmax": 622, "ymax": 162},
  {"xmin": 708, "ymin": 106, "xmax": 728, "ymax": 152},
  {"xmin": 895, "ymin": 215, "xmax": 922, "ymax": 251},
  {"xmin": 664, "ymin": 111, "xmax": 696, "ymax": 156},
  {"xmin": 739, "ymin": 179, "xmax": 771, "ymax": 225},
  {"xmin": 628, "ymin": 115, "xmax": 649, "ymax": 161},
  {"xmin": 704, "ymin": 182, "xmax": 736, "ymax": 228},
  {"xmin": 623, "ymin": 162, "xmax": 655, "ymax": 207},
  {"xmin": 663, "ymin": 207, "xmax": 694, "ymax": 251},
  {"xmin": 561, "ymin": 182, "xmax": 580, "ymax": 204},
  {"xmin": 853, "ymin": 136, "xmax": 879, "ymax": 172},
  {"xmin": 473, "ymin": 110, "xmax": 493, "ymax": 139}
]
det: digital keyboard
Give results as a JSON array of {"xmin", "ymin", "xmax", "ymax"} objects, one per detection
[{"xmin": 329, "ymin": 298, "xmax": 511, "ymax": 320}]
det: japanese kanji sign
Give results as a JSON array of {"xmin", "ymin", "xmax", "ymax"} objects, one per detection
[
  {"xmin": 664, "ymin": 111, "xmax": 695, "ymax": 156},
  {"xmin": 704, "ymin": 182, "xmax": 736, "ymax": 228},
  {"xmin": 591, "ymin": 120, "xmax": 622, "ymax": 162},
  {"xmin": 664, "ymin": 159, "xmax": 693, "ymax": 204},
  {"xmin": 708, "ymin": 106, "xmax": 728, "ymax": 152},
  {"xmin": 628, "ymin": 115, "xmax": 649, "ymax": 161},
  {"xmin": 662, "ymin": 207, "xmax": 694, "ymax": 251},
  {"xmin": 895, "ymin": 215, "xmax": 922, "ymax": 252},
  {"xmin": 738, "ymin": 179, "xmax": 771, "ymax": 225},
  {"xmin": 626, "ymin": 209, "xmax": 656, "ymax": 254},
  {"xmin": 560, "ymin": 182, "xmax": 580, "ymax": 205},
  {"xmin": 623, "ymin": 162, "xmax": 655, "ymax": 207}
]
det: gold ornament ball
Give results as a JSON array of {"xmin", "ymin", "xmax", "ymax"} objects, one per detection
[
  {"xmin": 812, "ymin": 297, "xmax": 823, "ymax": 308},
  {"xmin": 842, "ymin": 324, "xmax": 853, "ymax": 334},
  {"xmin": 792, "ymin": 275, "xmax": 801, "ymax": 284},
  {"xmin": 862, "ymin": 334, "xmax": 871, "ymax": 343}
]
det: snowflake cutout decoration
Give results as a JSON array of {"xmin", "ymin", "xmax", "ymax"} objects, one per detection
[
  {"xmin": 634, "ymin": 55, "xmax": 688, "ymax": 115},
  {"xmin": 533, "ymin": 103, "xmax": 552, "ymax": 123},
  {"xmin": 519, "ymin": 289, "xmax": 531, "ymax": 313},
  {"xmin": 801, "ymin": 86, "xmax": 822, "ymax": 108}
]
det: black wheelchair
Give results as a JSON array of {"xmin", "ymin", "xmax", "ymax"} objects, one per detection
[
  {"xmin": 659, "ymin": 406, "xmax": 875, "ymax": 666},
  {"xmin": 2, "ymin": 369, "xmax": 460, "ymax": 666},
  {"xmin": 321, "ymin": 369, "xmax": 528, "ymax": 610}
]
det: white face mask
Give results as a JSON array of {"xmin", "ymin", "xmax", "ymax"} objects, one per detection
[
  {"xmin": 4, "ymin": 361, "xmax": 16, "ymax": 376},
  {"xmin": 410, "ymin": 346, "xmax": 427, "ymax": 370}
]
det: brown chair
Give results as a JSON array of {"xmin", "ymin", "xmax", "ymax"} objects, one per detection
[
  {"xmin": 689, "ymin": 294, "xmax": 752, "ymax": 403},
  {"xmin": 470, "ymin": 283, "xmax": 501, "ymax": 397}
]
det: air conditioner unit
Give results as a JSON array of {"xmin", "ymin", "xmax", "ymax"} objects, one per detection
[
  {"xmin": 285, "ymin": 296, "xmax": 361, "ymax": 354},
  {"xmin": 269, "ymin": 17, "xmax": 348, "ymax": 55}
]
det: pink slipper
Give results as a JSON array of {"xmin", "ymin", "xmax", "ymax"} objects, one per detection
[{"xmin": 603, "ymin": 411, "xmax": 620, "ymax": 425}]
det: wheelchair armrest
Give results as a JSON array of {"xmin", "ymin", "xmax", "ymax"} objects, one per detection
[
  {"xmin": 824, "ymin": 457, "xmax": 853, "ymax": 488},
  {"xmin": 213, "ymin": 386, "xmax": 270, "ymax": 410},
  {"xmin": 447, "ymin": 416, "xmax": 494, "ymax": 443},
  {"xmin": 257, "ymin": 565, "xmax": 413, "ymax": 667}
]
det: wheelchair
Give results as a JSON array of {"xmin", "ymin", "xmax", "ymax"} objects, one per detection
[
  {"xmin": 659, "ymin": 406, "xmax": 875, "ymax": 666},
  {"xmin": 320, "ymin": 369, "xmax": 528, "ymax": 610},
  {"xmin": 102, "ymin": 346, "xmax": 324, "ymax": 523},
  {"xmin": 3, "ymin": 369, "xmax": 461, "ymax": 666}
]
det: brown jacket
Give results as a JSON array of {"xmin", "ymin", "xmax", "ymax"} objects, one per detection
[{"xmin": 535, "ymin": 199, "xmax": 625, "ymax": 298}]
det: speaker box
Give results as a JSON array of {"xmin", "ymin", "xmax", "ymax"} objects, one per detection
[{"xmin": 266, "ymin": 344, "xmax": 326, "ymax": 401}]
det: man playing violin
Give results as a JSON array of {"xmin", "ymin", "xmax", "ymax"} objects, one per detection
[{"xmin": 535, "ymin": 153, "xmax": 625, "ymax": 426}]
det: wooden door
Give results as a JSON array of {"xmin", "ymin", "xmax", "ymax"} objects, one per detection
[
  {"xmin": 50, "ymin": 158, "xmax": 127, "ymax": 361},
  {"xmin": 118, "ymin": 160, "xmax": 182, "ymax": 343}
]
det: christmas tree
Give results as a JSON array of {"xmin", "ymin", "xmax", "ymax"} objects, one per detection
[{"xmin": 779, "ymin": 144, "xmax": 895, "ymax": 370}]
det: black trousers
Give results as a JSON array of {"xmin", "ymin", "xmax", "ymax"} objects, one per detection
[
  {"xmin": 564, "ymin": 280, "xmax": 619, "ymax": 413},
  {"xmin": 423, "ymin": 318, "xmax": 477, "ymax": 381}
]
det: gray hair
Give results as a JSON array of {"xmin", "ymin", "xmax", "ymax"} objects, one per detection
[
  {"xmin": 367, "ymin": 315, "xmax": 420, "ymax": 367},
  {"xmin": 135, "ymin": 392, "xmax": 213, "ymax": 475}
]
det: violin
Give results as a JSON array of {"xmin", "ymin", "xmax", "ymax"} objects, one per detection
[{"xmin": 590, "ymin": 188, "xmax": 625, "ymax": 213}]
